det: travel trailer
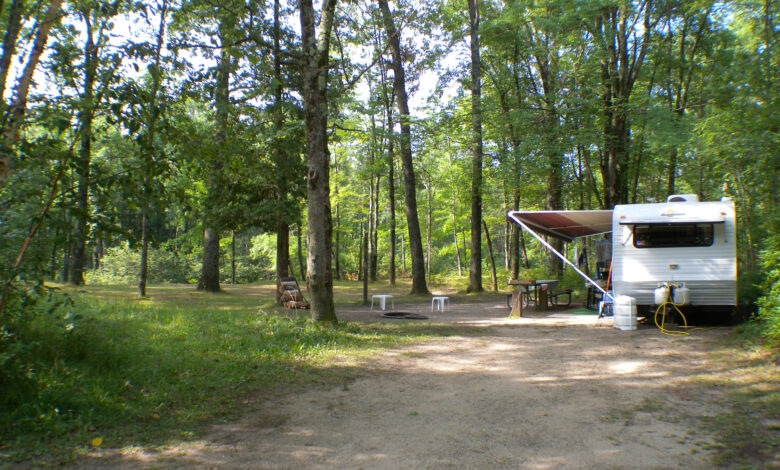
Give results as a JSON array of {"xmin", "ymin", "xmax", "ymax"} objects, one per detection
[{"xmin": 507, "ymin": 194, "xmax": 737, "ymax": 315}]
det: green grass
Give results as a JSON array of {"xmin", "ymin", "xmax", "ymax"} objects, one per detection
[
  {"xmin": 0, "ymin": 283, "xmax": 470, "ymax": 466},
  {"xmin": 687, "ymin": 340, "xmax": 780, "ymax": 468}
]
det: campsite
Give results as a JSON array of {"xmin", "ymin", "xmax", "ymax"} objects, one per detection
[{"xmin": 1, "ymin": 0, "xmax": 778, "ymax": 468}]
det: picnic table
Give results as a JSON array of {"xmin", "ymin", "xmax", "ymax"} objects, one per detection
[{"xmin": 508, "ymin": 279, "xmax": 560, "ymax": 315}]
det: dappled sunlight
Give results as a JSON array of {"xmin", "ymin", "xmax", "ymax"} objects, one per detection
[
  {"xmin": 72, "ymin": 296, "xmax": 736, "ymax": 470},
  {"xmin": 609, "ymin": 360, "xmax": 647, "ymax": 374}
]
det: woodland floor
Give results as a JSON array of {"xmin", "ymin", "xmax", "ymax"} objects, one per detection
[{"xmin": 70, "ymin": 299, "xmax": 777, "ymax": 469}]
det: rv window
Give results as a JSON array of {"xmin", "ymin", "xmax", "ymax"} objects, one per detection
[{"xmin": 633, "ymin": 224, "xmax": 714, "ymax": 248}]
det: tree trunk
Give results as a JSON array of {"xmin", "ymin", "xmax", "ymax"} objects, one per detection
[
  {"xmin": 138, "ymin": 209, "xmax": 149, "ymax": 297},
  {"xmin": 136, "ymin": 2, "xmax": 167, "ymax": 296},
  {"xmin": 199, "ymin": 9, "xmax": 233, "ymax": 293},
  {"xmin": 483, "ymin": 219, "xmax": 497, "ymax": 292},
  {"xmin": 358, "ymin": 207, "xmax": 364, "ymax": 281},
  {"xmin": 231, "ymin": 230, "xmax": 236, "ymax": 284},
  {"xmin": 334, "ymin": 200, "xmax": 341, "ymax": 280},
  {"xmin": 509, "ymin": 190, "xmax": 520, "ymax": 279},
  {"xmin": 425, "ymin": 175, "xmax": 432, "ymax": 278},
  {"xmin": 276, "ymin": 220, "xmax": 289, "ymax": 281},
  {"xmin": 70, "ymin": 13, "xmax": 97, "ymax": 286},
  {"xmin": 520, "ymin": 229, "xmax": 530, "ymax": 269},
  {"xmin": 381, "ymin": 57, "xmax": 397, "ymax": 285},
  {"xmin": 368, "ymin": 170, "xmax": 377, "ymax": 281},
  {"xmin": 466, "ymin": 0, "xmax": 483, "ymax": 293},
  {"xmin": 0, "ymin": 0, "xmax": 23, "ymax": 97},
  {"xmin": 595, "ymin": 4, "xmax": 652, "ymax": 208},
  {"xmin": 378, "ymin": 0, "xmax": 428, "ymax": 295},
  {"xmin": 401, "ymin": 231, "xmax": 406, "ymax": 273},
  {"xmin": 388, "ymin": 141, "xmax": 396, "ymax": 285},
  {"xmin": 1, "ymin": 0, "xmax": 63, "ymax": 179},
  {"xmin": 546, "ymin": 151, "xmax": 564, "ymax": 277},
  {"xmin": 300, "ymin": 0, "xmax": 338, "ymax": 321},
  {"xmin": 450, "ymin": 159, "xmax": 463, "ymax": 277},
  {"xmin": 371, "ymin": 173, "xmax": 380, "ymax": 281},
  {"xmin": 197, "ymin": 227, "xmax": 220, "ymax": 291},
  {"xmin": 362, "ymin": 224, "xmax": 368, "ymax": 304},
  {"xmin": 273, "ymin": 0, "xmax": 292, "ymax": 289},
  {"xmin": 297, "ymin": 222, "xmax": 305, "ymax": 280}
]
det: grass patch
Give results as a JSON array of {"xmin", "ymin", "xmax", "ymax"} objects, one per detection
[
  {"xmin": 685, "ymin": 338, "xmax": 780, "ymax": 468},
  {"xmin": 0, "ymin": 286, "xmax": 462, "ymax": 466}
]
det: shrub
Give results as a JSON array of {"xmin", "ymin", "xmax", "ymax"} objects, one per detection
[
  {"xmin": 755, "ymin": 236, "xmax": 780, "ymax": 344},
  {"xmin": 86, "ymin": 245, "xmax": 199, "ymax": 285}
]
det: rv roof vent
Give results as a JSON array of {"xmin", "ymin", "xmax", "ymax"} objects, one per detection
[{"xmin": 667, "ymin": 194, "xmax": 699, "ymax": 203}]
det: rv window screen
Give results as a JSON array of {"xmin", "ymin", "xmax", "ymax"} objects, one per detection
[{"xmin": 633, "ymin": 224, "xmax": 714, "ymax": 248}]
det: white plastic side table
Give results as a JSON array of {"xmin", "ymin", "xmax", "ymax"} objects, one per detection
[
  {"xmin": 431, "ymin": 296, "xmax": 450, "ymax": 312},
  {"xmin": 370, "ymin": 294, "xmax": 395, "ymax": 311}
]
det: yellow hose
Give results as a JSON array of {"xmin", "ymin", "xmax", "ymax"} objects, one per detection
[
  {"xmin": 654, "ymin": 302, "xmax": 690, "ymax": 336},
  {"xmin": 653, "ymin": 283, "xmax": 692, "ymax": 336}
]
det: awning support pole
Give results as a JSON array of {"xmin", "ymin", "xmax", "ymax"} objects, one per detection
[{"xmin": 507, "ymin": 212, "xmax": 613, "ymax": 301}]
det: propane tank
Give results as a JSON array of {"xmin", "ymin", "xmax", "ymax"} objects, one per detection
[
  {"xmin": 673, "ymin": 284, "xmax": 690, "ymax": 305},
  {"xmin": 654, "ymin": 284, "xmax": 670, "ymax": 305}
]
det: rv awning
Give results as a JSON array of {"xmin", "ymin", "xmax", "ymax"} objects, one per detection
[{"xmin": 507, "ymin": 210, "xmax": 613, "ymax": 242}]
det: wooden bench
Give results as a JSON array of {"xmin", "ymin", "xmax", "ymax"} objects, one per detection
[{"xmin": 549, "ymin": 289, "xmax": 573, "ymax": 308}]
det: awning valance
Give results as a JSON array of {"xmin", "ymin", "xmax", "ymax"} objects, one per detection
[{"xmin": 507, "ymin": 210, "xmax": 613, "ymax": 242}]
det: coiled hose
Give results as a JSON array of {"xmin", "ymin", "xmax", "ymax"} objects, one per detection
[{"xmin": 654, "ymin": 301, "xmax": 690, "ymax": 336}]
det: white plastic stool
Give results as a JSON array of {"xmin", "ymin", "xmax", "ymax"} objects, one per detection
[
  {"xmin": 370, "ymin": 294, "xmax": 394, "ymax": 311},
  {"xmin": 431, "ymin": 296, "xmax": 449, "ymax": 312}
]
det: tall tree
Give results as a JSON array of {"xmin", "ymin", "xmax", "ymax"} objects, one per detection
[
  {"xmin": 300, "ymin": 0, "xmax": 338, "ymax": 322},
  {"xmin": 136, "ymin": 0, "xmax": 169, "ymax": 297},
  {"xmin": 377, "ymin": 0, "xmax": 429, "ymax": 294},
  {"xmin": 586, "ymin": 0, "xmax": 654, "ymax": 207},
  {"xmin": 65, "ymin": 0, "xmax": 123, "ymax": 286},
  {"xmin": 197, "ymin": 5, "xmax": 238, "ymax": 293},
  {"xmin": 466, "ymin": 0, "xmax": 484, "ymax": 292}
]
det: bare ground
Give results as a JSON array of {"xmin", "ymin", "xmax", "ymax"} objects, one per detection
[{"xmin": 77, "ymin": 300, "xmax": 742, "ymax": 469}]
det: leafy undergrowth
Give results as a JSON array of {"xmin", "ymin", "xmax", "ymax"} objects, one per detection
[
  {"xmin": 693, "ymin": 341, "xmax": 780, "ymax": 468},
  {"xmin": 0, "ymin": 294, "xmax": 456, "ymax": 466}
]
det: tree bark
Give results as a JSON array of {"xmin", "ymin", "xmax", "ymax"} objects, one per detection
[
  {"xmin": 509, "ymin": 190, "xmax": 521, "ymax": 279},
  {"xmin": 300, "ymin": 0, "xmax": 338, "ymax": 321},
  {"xmin": 388, "ymin": 141, "xmax": 396, "ymax": 285},
  {"xmin": 362, "ymin": 224, "xmax": 368, "ymax": 304},
  {"xmin": 197, "ymin": 227, "xmax": 220, "ymax": 291},
  {"xmin": 371, "ymin": 173, "xmax": 380, "ymax": 281},
  {"xmin": 0, "ymin": 0, "xmax": 23, "ymax": 97},
  {"xmin": 466, "ymin": 0, "xmax": 483, "ymax": 293},
  {"xmin": 138, "ymin": 0, "xmax": 167, "ymax": 297},
  {"xmin": 198, "ymin": 8, "xmax": 232, "ymax": 293},
  {"xmin": 70, "ymin": 12, "xmax": 97, "ymax": 286},
  {"xmin": 231, "ymin": 231, "xmax": 236, "ymax": 284},
  {"xmin": 273, "ymin": 0, "xmax": 292, "ymax": 290},
  {"xmin": 381, "ymin": 53, "xmax": 397, "ymax": 285},
  {"xmin": 593, "ymin": 3, "xmax": 652, "ymax": 208},
  {"xmin": 138, "ymin": 209, "xmax": 149, "ymax": 297},
  {"xmin": 425, "ymin": 174, "xmax": 432, "ymax": 278},
  {"xmin": 378, "ymin": 0, "xmax": 428, "ymax": 295},
  {"xmin": 483, "ymin": 219, "xmax": 497, "ymax": 292},
  {"xmin": 449, "ymin": 156, "xmax": 463, "ymax": 277},
  {"xmin": 1, "ymin": 0, "xmax": 63, "ymax": 179},
  {"xmin": 297, "ymin": 222, "xmax": 305, "ymax": 280}
]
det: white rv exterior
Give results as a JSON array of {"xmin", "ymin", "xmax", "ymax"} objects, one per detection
[{"xmin": 611, "ymin": 195, "xmax": 737, "ymax": 307}]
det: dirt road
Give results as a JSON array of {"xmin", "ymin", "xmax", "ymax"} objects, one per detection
[{"xmin": 81, "ymin": 301, "xmax": 733, "ymax": 469}]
